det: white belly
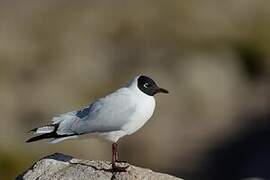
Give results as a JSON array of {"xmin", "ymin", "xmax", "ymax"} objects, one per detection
[{"xmin": 121, "ymin": 96, "xmax": 156, "ymax": 135}]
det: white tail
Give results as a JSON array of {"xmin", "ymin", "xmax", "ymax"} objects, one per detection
[{"xmin": 35, "ymin": 126, "xmax": 55, "ymax": 134}]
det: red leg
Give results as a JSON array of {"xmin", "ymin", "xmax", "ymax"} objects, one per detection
[
  {"xmin": 111, "ymin": 143, "xmax": 129, "ymax": 172},
  {"xmin": 112, "ymin": 143, "xmax": 117, "ymax": 163}
]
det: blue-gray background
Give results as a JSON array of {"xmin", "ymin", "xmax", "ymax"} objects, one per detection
[{"xmin": 0, "ymin": 1, "xmax": 270, "ymax": 179}]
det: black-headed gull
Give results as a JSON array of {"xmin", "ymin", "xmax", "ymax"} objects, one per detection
[{"xmin": 27, "ymin": 75, "xmax": 169, "ymax": 171}]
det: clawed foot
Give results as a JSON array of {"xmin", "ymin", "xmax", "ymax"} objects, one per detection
[
  {"xmin": 112, "ymin": 163, "xmax": 129, "ymax": 172},
  {"xmin": 116, "ymin": 160, "xmax": 127, "ymax": 163},
  {"xmin": 110, "ymin": 160, "xmax": 128, "ymax": 165}
]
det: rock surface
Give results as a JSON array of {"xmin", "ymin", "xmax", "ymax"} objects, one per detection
[{"xmin": 16, "ymin": 153, "xmax": 183, "ymax": 180}]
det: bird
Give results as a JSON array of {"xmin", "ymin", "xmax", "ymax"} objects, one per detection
[{"xmin": 26, "ymin": 75, "xmax": 169, "ymax": 171}]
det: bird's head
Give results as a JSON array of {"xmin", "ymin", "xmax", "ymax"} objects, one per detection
[{"xmin": 133, "ymin": 75, "xmax": 169, "ymax": 96}]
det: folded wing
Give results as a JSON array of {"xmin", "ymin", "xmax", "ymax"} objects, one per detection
[
  {"xmin": 26, "ymin": 88, "xmax": 136, "ymax": 143},
  {"xmin": 56, "ymin": 88, "xmax": 136, "ymax": 135}
]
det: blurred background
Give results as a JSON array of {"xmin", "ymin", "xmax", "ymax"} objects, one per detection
[{"xmin": 0, "ymin": 0, "xmax": 270, "ymax": 179}]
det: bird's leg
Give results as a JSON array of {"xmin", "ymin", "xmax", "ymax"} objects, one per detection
[
  {"xmin": 111, "ymin": 143, "xmax": 129, "ymax": 172},
  {"xmin": 112, "ymin": 143, "xmax": 117, "ymax": 163},
  {"xmin": 113, "ymin": 143, "xmax": 127, "ymax": 163}
]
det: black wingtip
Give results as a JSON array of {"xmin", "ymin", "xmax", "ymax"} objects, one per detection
[
  {"xmin": 25, "ymin": 139, "xmax": 33, "ymax": 143},
  {"xmin": 25, "ymin": 136, "xmax": 40, "ymax": 143},
  {"xmin": 25, "ymin": 133, "xmax": 53, "ymax": 143}
]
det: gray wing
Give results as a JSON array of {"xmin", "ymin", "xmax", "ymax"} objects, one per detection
[{"xmin": 54, "ymin": 88, "xmax": 137, "ymax": 135}]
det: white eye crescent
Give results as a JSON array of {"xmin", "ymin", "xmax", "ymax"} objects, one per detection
[{"xmin": 143, "ymin": 83, "xmax": 149, "ymax": 88}]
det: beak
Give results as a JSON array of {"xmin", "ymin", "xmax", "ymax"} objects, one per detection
[{"xmin": 156, "ymin": 87, "xmax": 169, "ymax": 94}]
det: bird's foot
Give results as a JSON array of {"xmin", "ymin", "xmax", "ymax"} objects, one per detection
[
  {"xmin": 110, "ymin": 160, "xmax": 128, "ymax": 165},
  {"xmin": 112, "ymin": 163, "xmax": 129, "ymax": 172},
  {"xmin": 116, "ymin": 160, "xmax": 127, "ymax": 163}
]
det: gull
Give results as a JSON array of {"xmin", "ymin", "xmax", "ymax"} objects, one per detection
[{"xmin": 26, "ymin": 75, "xmax": 169, "ymax": 171}]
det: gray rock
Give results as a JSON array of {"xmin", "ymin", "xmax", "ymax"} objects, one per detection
[{"xmin": 16, "ymin": 153, "xmax": 183, "ymax": 180}]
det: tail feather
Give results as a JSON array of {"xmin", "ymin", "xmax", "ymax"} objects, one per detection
[
  {"xmin": 26, "ymin": 123, "xmax": 77, "ymax": 143},
  {"xmin": 35, "ymin": 126, "xmax": 55, "ymax": 134},
  {"xmin": 26, "ymin": 124, "xmax": 59, "ymax": 143},
  {"xmin": 28, "ymin": 124, "xmax": 57, "ymax": 134}
]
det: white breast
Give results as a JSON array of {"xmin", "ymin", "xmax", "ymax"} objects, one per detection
[{"xmin": 121, "ymin": 88, "xmax": 156, "ymax": 135}]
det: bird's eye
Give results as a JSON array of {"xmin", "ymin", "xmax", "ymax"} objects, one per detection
[{"xmin": 143, "ymin": 83, "xmax": 149, "ymax": 88}]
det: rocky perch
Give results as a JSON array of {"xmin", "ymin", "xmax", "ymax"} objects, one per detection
[{"xmin": 16, "ymin": 153, "xmax": 183, "ymax": 180}]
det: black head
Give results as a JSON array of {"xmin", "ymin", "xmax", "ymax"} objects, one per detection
[{"xmin": 137, "ymin": 75, "xmax": 169, "ymax": 96}]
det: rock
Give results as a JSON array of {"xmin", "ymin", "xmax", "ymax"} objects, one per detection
[{"xmin": 16, "ymin": 153, "xmax": 183, "ymax": 180}]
